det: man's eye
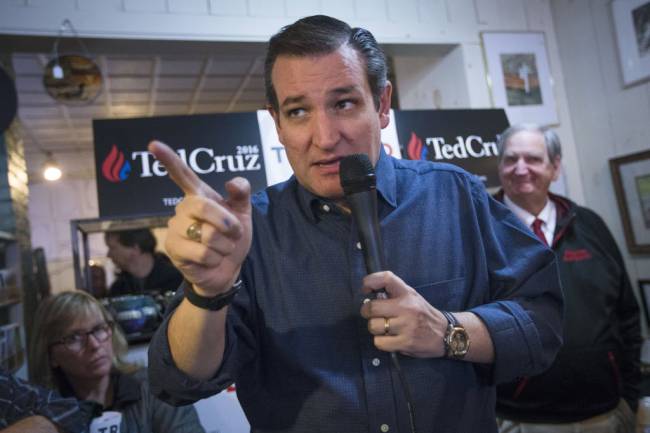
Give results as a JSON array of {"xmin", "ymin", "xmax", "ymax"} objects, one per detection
[
  {"xmin": 287, "ymin": 108, "xmax": 306, "ymax": 118},
  {"xmin": 335, "ymin": 100, "xmax": 354, "ymax": 110}
]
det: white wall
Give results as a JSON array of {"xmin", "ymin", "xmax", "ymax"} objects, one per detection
[
  {"xmin": 551, "ymin": 0, "xmax": 650, "ymax": 305},
  {"xmin": 1, "ymin": 0, "xmax": 607, "ymax": 294}
]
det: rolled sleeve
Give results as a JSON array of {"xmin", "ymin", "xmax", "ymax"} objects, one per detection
[
  {"xmin": 147, "ymin": 286, "xmax": 238, "ymax": 406},
  {"xmin": 471, "ymin": 184, "xmax": 563, "ymax": 385}
]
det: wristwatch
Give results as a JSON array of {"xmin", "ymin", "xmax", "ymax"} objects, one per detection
[
  {"xmin": 441, "ymin": 311, "xmax": 470, "ymax": 359},
  {"xmin": 184, "ymin": 279, "xmax": 242, "ymax": 311}
]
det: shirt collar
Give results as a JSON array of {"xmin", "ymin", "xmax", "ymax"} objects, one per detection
[
  {"xmin": 296, "ymin": 146, "xmax": 397, "ymax": 222},
  {"xmin": 503, "ymin": 194, "xmax": 554, "ymax": 227},
  {"xmin": 109, "ymin": 370, "xmax": 141, "ymax": 410},
  {"xmin": 57, "ymin": 369, "xmax": 141, "ymax": 411}
]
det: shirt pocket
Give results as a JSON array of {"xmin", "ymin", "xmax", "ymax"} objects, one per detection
[{"xmin": 413, "ymin": 276, "xmax": 466, "ymax": 312}]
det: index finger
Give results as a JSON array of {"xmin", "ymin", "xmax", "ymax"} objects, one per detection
[{"xmin": 148, "ymin": 140, "xmax": 202, "ymax": 196}]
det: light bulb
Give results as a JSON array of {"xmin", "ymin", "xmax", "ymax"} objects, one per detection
[
  {"xmin": 52, "ymin": 64, "xmax": 64, "ymax": 79},
  {"xmin": 43, "ymin": 161, "xmax": 63, "ymax": 182},
  {"xmin": 43, "ymin": 165, "xmax": 62, "ymax": 181},
  {"xmin": 42, "ymin": 151, "xmax": 63, "ymax": 181}
]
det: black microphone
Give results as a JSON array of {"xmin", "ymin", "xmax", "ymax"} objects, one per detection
[
  {"xmin": 340, "ymin": 154, "xmax": 418, "ymax": 433},
  {"xmin": 339, "ymin": 153, "xmax": 387, "ymax": 297}
]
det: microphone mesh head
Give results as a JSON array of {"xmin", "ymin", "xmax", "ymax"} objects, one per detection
[{"xmin": 339, "ymin": 153, "xmax": 376, "ymax": 195}]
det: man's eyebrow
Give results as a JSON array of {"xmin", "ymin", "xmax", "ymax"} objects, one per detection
[
  {"xmin": 329, "ymin": 85, "xmax": 359, "ymax": 96},
  {"xmin": 280, "ymin": 95, "xmax": 305, "ymax": 108},
  {"xmin": 279, "ymin": 85, "xmax": 361, "ymax": 109}
]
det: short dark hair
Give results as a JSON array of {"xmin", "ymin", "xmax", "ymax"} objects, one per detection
[
  {"xmin": 264, "ymin": 15, "xmax": 388, "ymax": 112},
  {"xmin": 496, "ymin": 123, "xmax": 562, "ymax": 163},
  {"xmin": 105, "ymin": 229, "xmax": 156, "ymax": 255}
]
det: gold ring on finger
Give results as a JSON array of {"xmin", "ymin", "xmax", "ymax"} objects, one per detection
[
  {"xmin": 383, "ymin": 317, "xmax": 391, "ymax": 335},
  {"xmin": 186, "ymin": 221, "xmax": 203, "ymax": 243}
]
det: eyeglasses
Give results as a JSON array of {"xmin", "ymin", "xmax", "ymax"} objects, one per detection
[{"xmin": 51, "ymin": 322, "xmax": 113, "ymax": 353}]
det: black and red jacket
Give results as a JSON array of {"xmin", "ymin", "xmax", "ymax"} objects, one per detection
[{"xmin": 494, "ymin": 191, "xmax": 641, "ymax": 423}]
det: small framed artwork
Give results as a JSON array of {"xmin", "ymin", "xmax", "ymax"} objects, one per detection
[
  {"xmin": 609, "ymin": 150, "xmax": 650, "ymax": 254},
  {"xmin": 612, "ymin": 0, "xmax": 650, "ymax": 87},
  {"xmin": 638, "ymin": 280, "xmax": 650, "ymax": 328},
  {"xmin": 481, "ymin": 31, "xmax": 558, "ymax": 126}
]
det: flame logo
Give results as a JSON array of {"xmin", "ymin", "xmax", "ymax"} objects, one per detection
[
  {"xmin": 101, "ymin": 144, "xmax": 131, "ymax": 182},
  {"xmin": 407, "ymin": 132, "xmax": 428, "ymax": 160}
]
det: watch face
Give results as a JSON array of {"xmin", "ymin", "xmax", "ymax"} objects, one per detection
[{"xmin": 449, "ymin": 328, "xmax": 470, "ymax": 354}]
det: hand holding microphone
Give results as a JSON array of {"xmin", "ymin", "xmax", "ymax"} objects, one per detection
[{"xmin": 340, "ymin": 154, "xmax": 446, "ymax": 358}]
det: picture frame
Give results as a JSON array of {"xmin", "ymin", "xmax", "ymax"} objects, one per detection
[
  {"xmin": 612, "ymin": 0, "xmax": 650, "ymax": 87},
  {"xmin": 480, "ymin": 31, "xmax": 558, "ymax": 126},
  {"xmin": 637, "ymin": 280, "xmax": 650, "ymax": 328},
  {"xmin": 609, "ymin": 150, "xmax": 650, "ymax": 254}
]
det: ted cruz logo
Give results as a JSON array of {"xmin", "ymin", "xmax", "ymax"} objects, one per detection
[
  {"xmin": 407, "ymin": 132, "xmax": 428, "ymax": 160},
  {"xmin": 406, "ymin": 131, "xmax": 497, "ymax": 161},
  {"xmin": 102, "ymin": 144, "xmax": 131, "ymax": 182}
]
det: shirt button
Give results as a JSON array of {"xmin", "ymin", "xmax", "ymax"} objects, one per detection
[
  {"xmin": 380, "ymin": 424, "xmax": 390, "ymax": 432},
  {"xmin": 322, "ymin": 204, "xmax": 330, "ymax": 212},
  {"xmin": 372, "ymin": 358, "xmax": 380, "ymax": 367},
  {"xmin": 356, "ymin": 242, "xmax": 362, "ymax": 250}
]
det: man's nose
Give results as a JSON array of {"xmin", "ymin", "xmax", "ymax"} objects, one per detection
[
  {"xmin": 312, "ymin": 111, "xmax": 340, "ymax": 149},
  {"xmin": 514, "ymin": 158, "xmax": 528, "ymax": 175}
]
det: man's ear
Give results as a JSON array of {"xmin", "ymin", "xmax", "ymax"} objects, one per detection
[
  {"xmin": 379, "ymin": 81, "xmax": 392, "ymax": 129},
  {"xmin": 551, "ymin": 156, "xmax": 562, "ymax": 181},
  {"xmin": 379, "ymin": 81, "xmax": 393, "ymax": 129}
]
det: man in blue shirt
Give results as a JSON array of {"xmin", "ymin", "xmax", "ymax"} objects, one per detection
[{"xmin": 147, "ymin": 15, "xmax": 563, "ymax": 433}]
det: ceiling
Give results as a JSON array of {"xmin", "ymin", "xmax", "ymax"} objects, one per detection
[
  {"xmin": 1, "ymin": 35, "xmax": 269, "ymax": 179},
  {"xmin": 1, "ymin": 35, "xmax": 444, "ymax": 181}
]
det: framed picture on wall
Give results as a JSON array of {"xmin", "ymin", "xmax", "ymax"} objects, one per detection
[
  {"xmin": 481, "ymin": 31, "xmax": 558, "ymax": 126},
  {"xmin": 609, "ymin": 150, "xmax": 650, "ymax": 254},
  {"xmin": 612, "ymin": 0, "xmax": 650, "ymax": 87},
  {"xmin": 638, "ymin": 280, "xmax": 650, "ymax": 328}
]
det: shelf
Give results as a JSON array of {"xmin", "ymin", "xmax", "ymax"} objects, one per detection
[
  {"xmin": 71, "ymin": 214, "xmax": 170, "ymax": 235},
  {"xmin": 0, "ymin": 349, "xmax": 25, "ymax": 374},
  {"xmin": 0, "ymin": 296, "xmax": 20, "ymax": 309},
  {"xmin": 0, "ymin": 231, "xmax": 16, "ymax": 243}
]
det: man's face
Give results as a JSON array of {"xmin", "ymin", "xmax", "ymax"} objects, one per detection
[
  {"xmin": 498, "ymin": 130, "xmax": 560, "ymax": 205},
  {"xmin": 105, "ymin": 235, "xmax": 136, "ymax": 271},
  {"xmin": 268, "ymin": 45, "xmax": 391, "ymax": 201}
]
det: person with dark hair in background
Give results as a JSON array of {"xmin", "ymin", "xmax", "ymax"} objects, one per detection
[
  {"xmin": 88, "ymin": 263, "xmax": 109, "ymax": 299},
  {"xmin": 494, "ymin": 124, "xmax": 641, "ymax": 433},
  {"xmin": 1, "ymin": 369, "xmax": 90, "ymax": 433},
  {"xmin": 105, "ymin": 229, "xmax": 182, "ymax": 297},
  {"xmin": 147, "ymin": 15, "xmax": 564, "ymax": 433},
  {"xmin": 29, "ymin": 290, "xmax": 204, "ymax": 433}
]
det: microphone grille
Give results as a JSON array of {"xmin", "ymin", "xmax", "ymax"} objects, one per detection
[{"xmin": 339, "ymin": 153, "xmax": 376, "ymax": 195}]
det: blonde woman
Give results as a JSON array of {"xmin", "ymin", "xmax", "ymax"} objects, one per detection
[{"xmin": 29, "ymin": 290, "xmax": 204, "ymax": 433}]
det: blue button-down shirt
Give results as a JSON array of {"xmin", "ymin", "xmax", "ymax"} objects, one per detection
[{"xmin": 149, "ymin": 151, "xmax": 563, "ymax": 433}]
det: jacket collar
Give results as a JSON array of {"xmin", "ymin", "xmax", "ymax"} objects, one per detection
[
  {"xmin": 494, "ymin": 189, "xmax": 577, "ymax": 245},
  {"xmin": 59, "ymin": 369, "xmax": 141, "ymax": 411}
]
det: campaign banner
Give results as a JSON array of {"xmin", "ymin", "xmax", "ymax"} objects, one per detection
[
  {"xmin": 394, "ymin": 108, "xmax": 508, "ymax": 187},
  {"xmin": 93, "ymin": 109, "xmax": 506, "ymax": 218},
  {"xmin": 94, "ymin": 113, "xmax": 266, "ymax": 218}
]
